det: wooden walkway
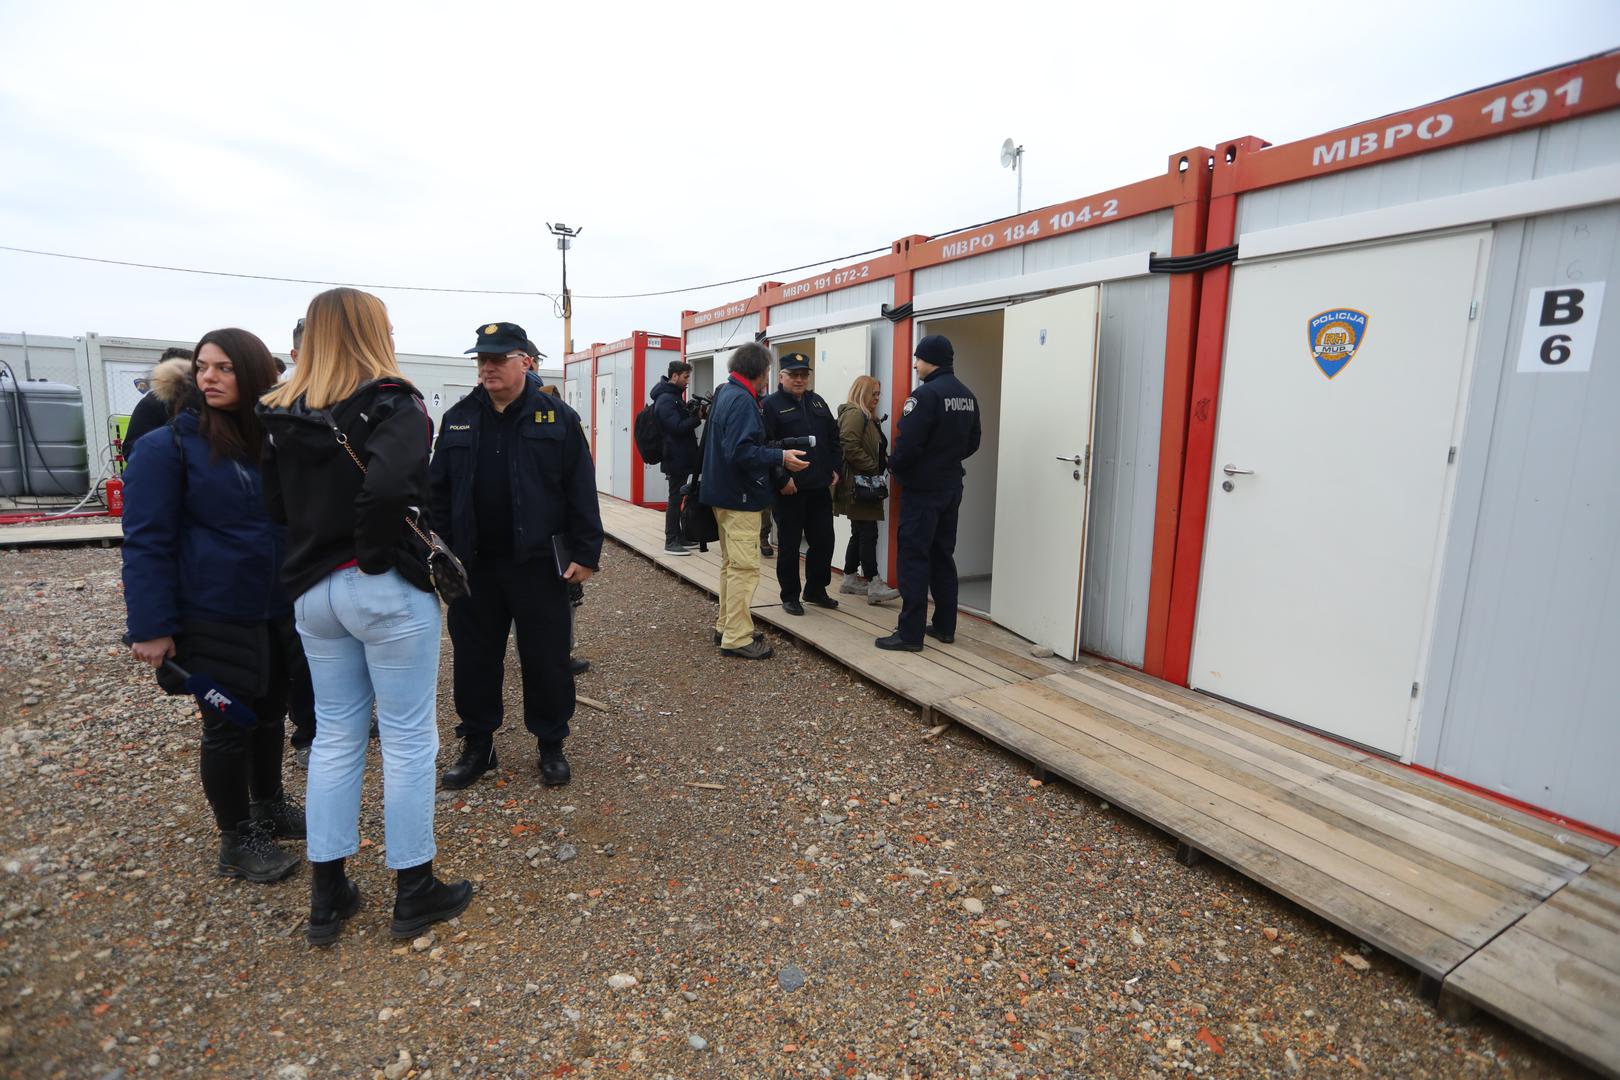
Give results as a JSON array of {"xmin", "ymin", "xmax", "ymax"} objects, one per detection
[
  {"xmin": 603, "ymin": 497, "xmax": 1618, "ymax": 1076},
  {"xmin": 0, "ymin": 520, "xmax": 124, "ymax": 547}
]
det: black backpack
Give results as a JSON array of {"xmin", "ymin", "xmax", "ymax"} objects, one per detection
[{"xmin": 633, "ymin": 404, "xmax": 663, "ymax": 465}]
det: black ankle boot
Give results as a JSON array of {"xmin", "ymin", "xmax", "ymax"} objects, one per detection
[
  {"xmin": 306, "ymin": 858, "xmax": 361, "ymax": 946},
  {"xmin": 391, "ymin": 861, "xmax": 473, "ymax": 938},
  {"xmin": 218, "ymin": 819, "xmax": 300, "ymax": 883},
  {"xmin": 539, "ymin": 741, "xmax": 571, "ymax": 787},
  {"xmin": 439, "ymin": 735, "xmax": 497, "ymax": 790},
  {"xmin": 250, "ymin": 788, "xmax": 307, "ymax": 840}
]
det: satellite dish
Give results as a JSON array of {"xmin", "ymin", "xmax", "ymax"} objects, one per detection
[{"xmin": 1000, "ymin": 138, "xmax": 1019, "ymax": 168}]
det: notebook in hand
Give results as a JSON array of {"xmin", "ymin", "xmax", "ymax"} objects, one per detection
[{"xmin": 551, "ymin": 534, "xmax": 571, "ymax": 578}]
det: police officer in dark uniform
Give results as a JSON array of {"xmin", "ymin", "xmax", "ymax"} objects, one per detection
[
  {"xmin": 876, "ymin": 334, "xmax": 980, "ymax": 651},
  {"xmin": 761, "ymin": 353, "xmax": 843, "ymax": 615},
  {"xmin": 430, "ymin": 322, "xmax": 604, "ymax": 789}
]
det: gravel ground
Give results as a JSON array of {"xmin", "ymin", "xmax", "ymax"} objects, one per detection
[{"xmin": 0, "ymin": 540, "xmax": 1588, "ymax": 1079}]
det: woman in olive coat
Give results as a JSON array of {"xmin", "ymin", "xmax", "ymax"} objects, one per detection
[{"xmin": 834, "ymin": 375, "xmax": 900, "ymax": 604}]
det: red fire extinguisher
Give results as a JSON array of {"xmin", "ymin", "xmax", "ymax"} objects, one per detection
[{"xmin": 105, "ymin": 476, "xmax": 124, "ymax": 517}]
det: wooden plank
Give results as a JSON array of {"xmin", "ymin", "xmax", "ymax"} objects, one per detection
[
  {"xmin": 939, "ymin": 690, "xmax": 1473, "ymax": 978},
  {"xmin": 1516, "ymin": 892, "xmax": 1620, "ymax": 976},
  {"xmin": 1094, "ymin": 664, "xmax": 1615, "ymax": 861},
  {"xmin": 0, "ymin": 521, "xmax": 124, "ymax": 547},
  {"xmin": 1038, "ymin": 674, "xmax": 1552, "ymax": 906},
  {"xmin": 813, "ymin": 596, "xmax": 1058, "ymax": 681},
  {"xmin": 1003, "ymin": 681, "xmax": 1516, "ymax": 944},
  {"xmin": 804, "ymin": 605, "xmax": 1016, "ymax": 688},
  {"xmin": 1445, "ymin": 931, "xmax": 1620, "ymax": 1079},
  {"xmin": 1054, "ymin": 673, "xmax": 1575, "ymax": 895},
  {"xmin": 749, "ymin": 604, "xmax": 990, "ymax": 706}
]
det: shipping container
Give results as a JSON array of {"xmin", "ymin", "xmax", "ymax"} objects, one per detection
[
  {"xmin": 1167, "ymin": 49, "xmax": 1620, "ymax": 830},
  {"xmin": 681, "ymin": 148, "xmax": 1212, "ymax": 671},
  {"xmin": 567, "ymin": 332, "xmax": 680, "ymax": 506}
]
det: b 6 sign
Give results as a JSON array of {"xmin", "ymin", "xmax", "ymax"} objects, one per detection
[{"xmin": 1517, "ymin": 283, "xmax": 1606, "ymax": 374}]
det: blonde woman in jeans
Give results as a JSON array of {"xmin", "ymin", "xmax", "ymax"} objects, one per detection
[{"xmin": 259, "ymin": 287, "xmax": 471, "ymax": 946}]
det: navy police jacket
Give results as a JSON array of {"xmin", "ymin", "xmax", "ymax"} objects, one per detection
[
  {"xmin": 121, "ymin": 410, "xmax": 291, "ymax": 643},
  {"xmin": 761, "ymin": 388, "xmax": 843, "ymax": 492},
  {"xmin": 699, "ymin": 373, "xmax": 784, "ymax": 511},
  {"xmin": 888, "ymin": 367, "xmax": 982, "ymax": 493},
  {"xmin": 429, "ymin": 381, "xmax": 604, "ymax": 570}
]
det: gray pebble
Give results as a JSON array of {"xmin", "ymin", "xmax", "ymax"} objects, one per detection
[
  {"xmin": 777, "ymin": 964, "xmax": 806, "ymax": 992},
  {"xmin": 688, "ymin": 1034, "xmax": 708, "ymax": 1051},
  {"xmin": 555, "ymin": 844, "xmax": 578, "ymax": 863}
]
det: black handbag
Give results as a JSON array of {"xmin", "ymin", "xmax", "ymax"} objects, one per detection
[
  {"xmin": 327, "ymin": 416, "xmax": 471, "ymax": 605},
  {"xmin": 852, "ymin": 472, "xmax": 889, "ymax": 502}
]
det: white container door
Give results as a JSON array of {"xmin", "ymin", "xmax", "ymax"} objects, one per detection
[
  {"xmin": 991, "ymin": 287, "xmax": 1101, "ymax": 660},
  {"xmin": 594, "ymin": 373, "xmax": 615, "ymax": 494},
  {"xmin": 1190, "ymin": 230, "xmax": 1489, "ymax": 755},
  {"xmin": 813, "ymin": 324, "xmax": 871, "ymax": 565}
]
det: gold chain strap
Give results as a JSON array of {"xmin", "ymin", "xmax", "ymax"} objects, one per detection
[{"xmin": 332, "ymin": 428, "xmax": 435, "ymax": 551}]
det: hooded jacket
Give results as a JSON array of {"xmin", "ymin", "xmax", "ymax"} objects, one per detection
[
  {"xmin": 121, "ymin": 410, "xmax": 291, "ymax": 643},
  {"xmin": 123, "ymin": 358, "xmax": 196, "ymax": 460},
  {"xmin": 257, "ymin": 378, "xmax": 436, "ymax": 599},
  {"xmin": 649, "ymin": 376, "xmax": 700, "ymax": 476}
]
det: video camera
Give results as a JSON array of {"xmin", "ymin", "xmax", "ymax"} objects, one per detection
[{"xmin": 685, "ymin": 393, "xmax": 712, "ymax": 419}]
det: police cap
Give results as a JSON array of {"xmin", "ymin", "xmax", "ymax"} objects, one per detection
[
  {"xmin": 779, "ymin": 352, "xmax": 812, "ymax": 372},
  {"xmin": 466, "ymin": 322, "xmax": 531, "ymax": 356},
  {"xmin": 914, "ymin": 334, "xmax": 954, "ymax": 367}
]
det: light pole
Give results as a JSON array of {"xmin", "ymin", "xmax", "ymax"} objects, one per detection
[{"xmin": 547, "ymin": 222, "xmax": 582, "ymax": 357}]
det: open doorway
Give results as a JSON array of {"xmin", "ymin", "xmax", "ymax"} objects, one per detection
[{"xmin": 914, "ymin": 309, "xmax": 1004, "ymax": 616}]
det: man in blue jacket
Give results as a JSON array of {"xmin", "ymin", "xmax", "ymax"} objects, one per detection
[
  {"xmin": 430, "ymin": 322, "xmax": 604, "ymax": 789},
  {"xmin": 700, "ymin": 343, "xmax": 808, "ymax": 659},
  {"xmin": 649, "ymin": 359, "xmax": 701, "ymax": 555}
]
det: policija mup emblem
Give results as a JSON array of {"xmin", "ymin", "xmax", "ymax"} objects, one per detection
[{"xmin": 1307, "ymin": 308, "xmax": 1369, "ymax": 379}]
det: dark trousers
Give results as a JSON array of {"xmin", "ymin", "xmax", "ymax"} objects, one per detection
[
  {"xmin": 896, "ymin": 487, "xmax": 962, "ymax": 644},
  {"xmin": 843, "ymin": 519, "xmax": 880, "ymax": 579},
  {"xmin": 774, "ymin": 486, "xmax": 834, "ymax": 602},
  {"xmin": 198, "ymin": 644, "xmax": 287, "ymax": 831},
  {"xmin": 664, "ymin": 472, "xmax": 689, "ymax": 545},
  {"xmin": 448, "ymin": 556, "xmax": 574, "ymax": 745},
  {"xmin": 287, "ymin": 650, "xmax": 316, "ymax": 750}
]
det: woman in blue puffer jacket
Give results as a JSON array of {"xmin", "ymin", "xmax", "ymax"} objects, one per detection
[{"xmin": 121, "ymin": 328, "xmax": 307, "ymax": 885}]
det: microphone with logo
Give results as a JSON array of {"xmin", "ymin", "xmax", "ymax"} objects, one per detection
[{"xmin": 162, "ymin": 660, "xmax": 258, "ymax": 728}]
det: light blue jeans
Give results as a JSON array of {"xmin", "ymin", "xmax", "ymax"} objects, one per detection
[{"xmin": 294, "ymin": 567, "xmax": 441, "ymax": 870}]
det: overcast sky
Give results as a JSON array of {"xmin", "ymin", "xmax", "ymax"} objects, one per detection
[{"xmin": 2, "ymin": 1, "xmax": 1617, "ymax": 361}]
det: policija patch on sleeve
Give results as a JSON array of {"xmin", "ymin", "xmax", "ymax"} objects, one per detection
[{"xmin": 901, "ymin": 398, "xmax": 917, "ymax": 416}]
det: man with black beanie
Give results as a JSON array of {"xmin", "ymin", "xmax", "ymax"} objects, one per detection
[{"xmin": 876, "ymin": 334, "xmax": 980, "ymax": 652}]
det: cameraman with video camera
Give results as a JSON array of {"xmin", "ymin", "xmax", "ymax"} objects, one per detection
[
  {"xmin": 762, "ymin": 353, "xmax": 843, "ymax": 616},
  {"xmin": 650, "ymin": 360, "xmax": 704, "ymax": 555}
]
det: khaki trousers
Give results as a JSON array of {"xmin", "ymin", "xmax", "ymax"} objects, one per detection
[{"xmin": 714, "ymin": 508, "xmax": 763, "ymax": 649}]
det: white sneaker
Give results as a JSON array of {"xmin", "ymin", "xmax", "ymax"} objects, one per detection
[
  {"xmin": 867, "ymin": 579, "xmax": 900, "ymax": 604},
  {"xmin": 839, "ymin": 575, "xmax": 867, "ymax": 595}
]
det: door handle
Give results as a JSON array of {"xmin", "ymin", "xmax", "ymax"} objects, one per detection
[
  {"xmin": 1222, "ymin": 464, "xmax": 1254, "ymax": 476},
  {"xmin": 1055, "ymin": 454, "xmax": 1085, "ymax": 465}
]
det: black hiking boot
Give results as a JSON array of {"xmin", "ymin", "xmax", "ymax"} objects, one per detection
[
  {"xmin": 306, "ymin": 858, "xmax": 361, "ymax": 947},
  {"xmin": 250, "ymin": 788, "xmax": 307, "ymax": 840},
  {"xmin": 218, "ymin": 819, "xmax": 300, "ymax": 883},
  {"xmin": 390, "ymin": 861, "xmax": 473, "ymax": 938}
]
